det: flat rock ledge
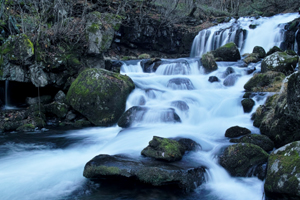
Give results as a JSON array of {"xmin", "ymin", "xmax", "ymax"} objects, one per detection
[{"xmin": 83, "ymin": 154, "xmax": 206, "ymax": 192}]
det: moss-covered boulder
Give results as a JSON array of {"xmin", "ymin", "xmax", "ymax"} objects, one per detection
[
  {"xmin": 219, "ymin": 143, "xmax": 269, "ymax": 177},
  {"xmin": 241, "ymin": 98, "xmax": 255, "ymax": 113},
  {"xmin": 243, "ymin": 53, "xmax": 260, "ymax": 64},
  {"xmin": 244, "ymin": 71, "xmax": 285, "ymax": 92},
  {"xmin": 45, "ymin": 102, "xmax": 69, "ymax": 118},
  {"xmin": 16, "ymin": 124, "xmax": 35, "ymax": 132},
  {"xmin": 66, "ymin": 68, "xmax": 135, "ymax": 126},
  {"xmin": 83, "ymin": 154, "xmax": 206, "ymax": 192},
  {"xmin": 201, "ymin": 52, "xmax": 218, "ymax": 73},
  {"xmin": 266, "ymin": 46, "xmax": 283, "ymax": 56},
  {"xmin": 225, "ymin": 126, "xmax": 251, "ymax": 138},
  {"xmin": 212, "ymin": 42, "xmax": 241, "ymax": 61},
  {"xmin": 230, "ymin": 134, "xmax": 274, "ymax": 152},
  {"xmin": 141, "ymin": 136, "xmax": 185, "ymax": 162},
  {"xmin": 265, "ymin": 141, "xmax": 300, "ymax": 200},
  {"xmin": 261, "ymin": 52, "xmax": 298, "ymax": 75},
  {"xmin": 0, "ymin": 34, "xmax": 34, "ymax": 66},
  {"xmin": 253, "ymin": 46, "xmax": 266, "ymax": 58}
]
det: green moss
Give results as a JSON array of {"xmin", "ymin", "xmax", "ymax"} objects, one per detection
[
  {"xmin": 85, "ymin": 165, "xmax": 120, "ymax": 177},
  {"xmin": 138, "ymin": 54, "xmax": 150, "ymax": 59},
  {"xmin": 87, "ymin": 23, "xmax": 100, "ymax": 34},
  {"xmin": 16, "ymin": 124, "xmax": 35, "ymax": 131},
  {"xmin": 223, "ymin": 42, "xmax": 236, "ymax": 49}
]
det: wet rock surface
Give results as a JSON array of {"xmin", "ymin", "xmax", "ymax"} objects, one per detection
[
  {"xmin": 230, "ymin": 134, "xmax": 274, "ymax": 152},
  {"xmin": 225, "ymin": 126, "xmax": 251, "ymax": 138},
  {"xmin": 83, "ymin": 154, "xmax": 206, "ymax": 192}
]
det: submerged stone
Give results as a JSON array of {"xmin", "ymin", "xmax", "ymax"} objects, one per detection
[{"xmin": 167, "ymin": 78, "xmax": 195, "ymax": 90}]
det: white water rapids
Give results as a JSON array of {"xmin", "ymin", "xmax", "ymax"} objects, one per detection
[{"xmin": 0, "ymin": 13, "xmax": 299, "ymax": 200}]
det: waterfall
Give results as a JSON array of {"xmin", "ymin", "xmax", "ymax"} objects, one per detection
[
  {"xmin": 0, "ymin": 13, "xmax": 299, "ymax": 200},
  {"xmin": 295, "ymin": 29, "xmax": 299, "ymax": 53},
  {"xmin": 190, "ymin": 13, "xmax": 300, "ymax": 57}
]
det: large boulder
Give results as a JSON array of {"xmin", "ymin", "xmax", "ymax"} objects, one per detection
[
  {"xmin": 230, "ymin": 134, "xmax": 274, "ymax": 152},
  {"xmin": 66, "ymin": 68, "xmax": 135, "ymax": 126},
  {"xmin": 257, "ymin": 73, "xmax": 300, "ymax": 148},
  {"xmin": 201, "ymin": 52, "xmax": 218, "ymax": 73},
  {"xmin": 225, "ymin": 126, "xmax": 251, "ymax": 138},
  {"xmin": 243, "ymin": 53, "xmax": 260, "ymax": 64},
  {"xmin": 212, "ymin": 42, "xmax": 241, "ymax": 61},
  {"xmin": 261, "ymin": 52, "xmax": 298, "ymax": 75},
  {"xmin": 266, "ymin": 46, "xmax": 283, "ymax": 56},
  {"xmin": 244, "ymin": 71, "xmax": 285, "ymax": 92},
  {"xmin": 265, "ymin": 141, "xmax": 300, "ymax": 200},
  {"xmin": 83, "ymin": 154, "xmax": 206, "ymax": 192},
  {"xmin": 141, "ymin": 136, "xmax": 185, "ymax": 162},
  {"xmin": 219, "ymin": 143, "xmax": 269, "ymax": 177}
]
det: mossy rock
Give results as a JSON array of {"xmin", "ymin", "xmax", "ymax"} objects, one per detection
[
  {"xmin": 219, "ymin": 143, "xmax": 269, "ymax": 177},
  {"xmin": 230, "ymin": 134, "xmax": 274, "ymax": 152},
  {"xmin": 241, "ymin": 98, "xmax": 255, "ymax": 113},
  {"xmin": 244, "ymin": 71, "xmax": 285, "ymax": 92},
  {"xmin": 44, "ymin": 102, "xmax": 69, "ymax": 118},
  {"xmin": 266, "ymin": 46, "xmax": 283, "ymax": 56},
  {"xmin": 66, "ymin": 68, "xmax": 135, "ymax": 126},
  {"xmin": 252, "ymin": 46, "xmax": 266, "ymax": 58},
  {"xmin": 141, "ymin": 136, "xmax": 185, "ymax": 162},
  {"xmin": 74, "ymin": 119, "xmax": 92, "ymax": 128},
  {"xmin": 0, "ymin": 34, "xmax": 34, "ymax": 66},
  {"xmin": 265, "ymin": 141, "xmax": 300, "ymax": 200},
  {"xmin": 138, "ymin": 54, "xmax": 151, "ymax": 59},
  {"xmin": 212, "ymin": 42, "xmax": 241, "ymax": 61},
  {"xmin": 16, "ymin": 124, "xmax": 35, "ymax": 132},
  {"xmin": 201, "ymin": 52, "xmax": 218, "ymax": 73},
  {"xmin": 261, "ymin": 52, "xmax": 298, "ymax": 75},
  {"xmin": 225, "ymin": 126, "xmax": 251, "ymax": 138},
  {"xmin": 243, "ymin": 53, "xmax": 260, "ymax": 64}
]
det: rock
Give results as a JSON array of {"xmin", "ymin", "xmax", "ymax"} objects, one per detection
[
  {"xmin": 266, "ymin": 46, "xmax": 283, "ymax": 56},
  {"xmin": 177, "ymin": 138, "xmax": 201, "ymax": 151},
  {"xmin": 243, "ymin": 53, "xmax": 260, "ymax": 64},
  {"xmin": 243, "ymin": 92, "xmax": 252, "ymax": 98},
  {"xmin": 212, "ymin": 42, "xmax": 241, "ymax": 61},
  {"xmin": 241, "ymin": 98, "xmax": 255, "ymax": 113},
  {"xmin": 167, "ymin": 78, "xmax": 195, "ymax": 90},
  {"xmin": 0, "ymin": 34, "xmax": 34, "ymax": 66},
  {"xmin": 284, "ymin": 49, "xmax": 297, "ymax": 56},
  {"xmin": 219, "ymin": 143, "xmax": 269, "ymax": 177},
  {"xmin": 26, "ymin": 95, "xmax": 52, "ymax": 105},
  {"xmin": 140, "ymin": 59, "xmax": 162, "ymax": 73},
  {"xmin": 258, "ymin": 73, "xmax": 300, "ymax": 148},
  {"xmin": 141, "ymin": 136, "xmax": 185, "ymax": 162},
  {"xmin": 138, "ymin": 54, "xmax": 151, "ymax": 59},
  {"xmin": 16, "ymin": 124, "xmax": 35, "ymax": 132},
  {"xmin": 54, "ymin": 90, "xmax": 66, "ymax": 103},
  {"xmin": 86, "ymin": 12, "xmax": 121, "ymax": 55},
  {"xmin": 225, "ymin": 126, "xmax": 251, "ymax": 138},
  {"xmin": 223, "ymin": 74, "xmax": 239, "ymax": 86},
  {"xmin": 29, "ymin": 63, "xmax": 49, "ymax": 87},
  {"xmin": 208, "ymin": 76, "xmax": 220, "ymax": 83},
  {"xmin": 244, "ymin": 66, "xmax": 256, "ymax": 74},
  {"xmin": 252, "ymin": 46, "xmax": 266, "ymax": 58},
  {"xmin": 66, "ymin": 68, "xmax": 135, "ymax": 126},
  {"xmin": 105, "ymin": 60, "xmax": 124, "ymax": 73},
  {"xmin": 65, "ymin": 110, "xmax": 76, "ymax": 121},
  {"xmin": 223, "ymin": 67, "xmax": 235, "ymax": 78},
  {"xmin": 230, "ymin": 134, "xmax": 274, "ymax": 152},
  {"xmin": 171, "ymin": 101, "xmax": 189, "ymax": 111},
  {"xmin": 83, "ymin": 154, "xmax": 206, "ymax": 192},
  {"xmin": 265, "ymin": 141, "xmax": 300, "ymax": 200},
  {"xmin": 74, "ymin": 119, "xmax": 92, "ymax": 128},
  {"xmin": 45, "ymin": 102, "xmax": 69, "ymax": 118},
  {"xmin": 261, "ymin": 52, "xmax": 298, "ymax": 75},
  {"xmin": 244, "ymin": 71, "xmax": 285, "ymax": 92},
  {"xmin": 117, "ymin": 106, "xmax": 148, "ymax": 128},
  {"xmin": 201, "ymin": 52, "xmax": 218, "ymax": 73}
]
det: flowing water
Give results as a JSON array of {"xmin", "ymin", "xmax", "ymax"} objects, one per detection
[{"xmin": 0, "ymin": 13, "xmax": 299, "ymax": 200}]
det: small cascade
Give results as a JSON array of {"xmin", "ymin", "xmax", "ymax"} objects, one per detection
[
  {"xmin": 190, "ymin": 13, "xmax": 300, "ymax": 57},
  {"xmin": 4, "ymin": 80, "xmax": 14, "ymax": 110},
  {"xmin": 294, "ymin": 30, "xmax": 299, "ymax": 54}
]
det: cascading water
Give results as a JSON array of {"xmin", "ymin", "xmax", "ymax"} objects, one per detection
[
  {"xmin": 190, "ymin": 13, "xmax": 300, "ymax": 57},
  {"xmin": 0, "ymin": 13, "xmax": 299, "ymax": 200}
]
